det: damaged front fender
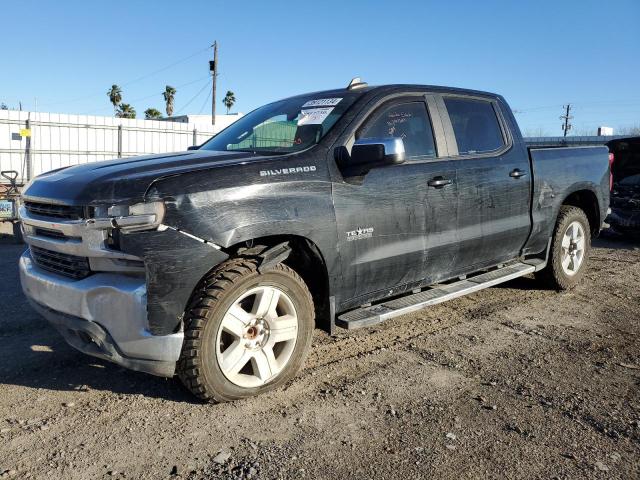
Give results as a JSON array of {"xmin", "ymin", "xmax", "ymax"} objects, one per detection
[{"xmin": 119, "ymin": 227, "xmax": 229, "ymax": 335}]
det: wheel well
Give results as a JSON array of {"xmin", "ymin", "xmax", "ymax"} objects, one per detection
[
  {"xmin": 562, "ymin": 190, "xmax": 600, "ymax": 234},
  {"xmin": 227, "ymin": 235, "xmax": 332, "ymax": 332}
]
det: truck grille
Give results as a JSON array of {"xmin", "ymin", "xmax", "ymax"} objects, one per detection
[
  {"xmin": 24, "ymin": 201, "xmax": 85, "ymax": 220},
  {"xmin": 34, "ymin": 228, "xmax": 72, "ymax": 240},
  {"xmin": 30, "ymin": 246, "xmax": 92, "ymax": 279}
]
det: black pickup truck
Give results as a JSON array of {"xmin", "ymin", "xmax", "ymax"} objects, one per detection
[{"xmin": 19, "ymin": 80, "xmax": 610, "ymax": 402}]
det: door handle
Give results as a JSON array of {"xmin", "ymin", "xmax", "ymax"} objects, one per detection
[
  {"xmin": 427, "ymin": 176, "xmax": 453, "ymax": 188},
  {"xmin": 510, "ymin": 169, "xmax": 527, "ymax": 178}
]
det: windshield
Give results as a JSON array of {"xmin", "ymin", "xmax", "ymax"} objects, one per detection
[{"xmin": 200, "ymin": 93, "xmax": 360, "ymax": 154}]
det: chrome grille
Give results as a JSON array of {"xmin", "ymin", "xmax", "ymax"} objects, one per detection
[
  {"xmin": 33, "ymin": 228, "xmax": 74, "ymax": 240},
  {"xmin": 24, "ymin": 201, "xmax": 85, "ymax": 220},
  {"xmin": 20, "ymin": 199, "xmax": 143, "ymax": 276},
  {"xmin": 30, "ymin": 246, "xmax": 92, "ymax": 279}
]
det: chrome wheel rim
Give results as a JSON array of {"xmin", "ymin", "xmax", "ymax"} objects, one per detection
[
  {"xmin": 215, "ymin": 286, "xmax": 298, "ymax": 388},
  {"xmin": 561, "ymin": 220, "xmax": 586, "ymax": 276}
]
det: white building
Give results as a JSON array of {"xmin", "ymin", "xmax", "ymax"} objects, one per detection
[
  {"xmin": 159, "ymin": 113, "xmax": 243, "ymax": 133},
  {"xmin": 597, "ymin": 126, "xmax": 614, "ymax": 136},
  {"xmin": 0, "ymin": 110, "xmax": 242, "ymax": 182}
]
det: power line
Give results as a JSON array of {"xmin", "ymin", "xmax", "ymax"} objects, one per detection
[
  {"xmin": 174, "ymin": 79, "xmax": 211, "ymax": 115},
  {"xmin": 210, "ymin": 41, "xmax": 218, "ymax": 126},
  {"xmin": 198, "ymin": 86, "xmax": 213, "ymax": 115},
  {"xmin": 82, "ymin": 75, "xmax": 211, "ymax": 115},
  {"xmin": 515, "ymin": 98, "xmax": 640, "ymax": 114},
  {"xmin": 572, "ymin": 98, "xmax": 640, "ymax": 107},
  {"xmin": 514, "ymin": 104, "xmax": 564, "ymax": 113},
  {"xmin": 120, "ymin": 47, "xmax": 209, "ymax": 88},
  {"xmin": 128, "ymin": 75, "xmax": 210, "ymax": 104},
  {"xmin": 560, "ymin": 104, "xmax": 573, "ymax": 137},
  {"xmin": 37, "ymin": 46, "xmax": 210, "ymax": 107}
]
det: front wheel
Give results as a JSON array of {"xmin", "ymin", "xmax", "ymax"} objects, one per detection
[
  {"xmin": 177, "ymin": 258, "xmax": 314, "ymax": 402},
  {"xmin": 536, "ymin": 205, "xmax": 591, "ymax": 290}
]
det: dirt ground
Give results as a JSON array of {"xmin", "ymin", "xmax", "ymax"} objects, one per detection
[{"xmin": 1, "ymin": 233, "xmax": 639, "ymax": 480}]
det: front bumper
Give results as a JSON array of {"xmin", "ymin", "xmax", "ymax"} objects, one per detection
[{"xmin": 19, "ymin": 252, "xmax": 183, "ymax": 377}]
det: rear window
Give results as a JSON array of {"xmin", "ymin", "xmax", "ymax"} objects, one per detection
[{"xmin": 444, "ymin": 97, "xmax": 505, "ymax": 155}]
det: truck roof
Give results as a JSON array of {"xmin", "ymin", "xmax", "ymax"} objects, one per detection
[{"xmin": 284, "ymin": 84, "xmax": 502, "ymax": 102}]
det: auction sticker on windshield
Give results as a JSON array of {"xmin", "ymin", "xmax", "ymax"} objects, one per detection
[
  {"xmin": 297, "ymin": 107, "xmax": 334, "ymax": 126},
  {"xmin": 301, "ymin": 98, "xmax": 342, "ymax": 108}
]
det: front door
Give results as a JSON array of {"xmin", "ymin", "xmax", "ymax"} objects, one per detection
[{"xmin": 332, "ymin": 97, "xmax": 457, "ymax": 308}]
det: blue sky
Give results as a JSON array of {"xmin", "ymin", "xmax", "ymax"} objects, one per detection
[{"xmin": 1, "ymin": 0, "xmax": 638, "ymax": 136}]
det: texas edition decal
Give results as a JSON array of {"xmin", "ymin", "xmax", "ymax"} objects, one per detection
[{"xmin": 346, "ymin": 227, "xmax": 374, "ymax": 241}]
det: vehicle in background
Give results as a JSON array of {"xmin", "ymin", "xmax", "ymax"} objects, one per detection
[
  {"xmin": 0, "ymin": 171, "xmax": 19, "ymax": 220},
  {"xmin": 18, "ymin": 80, "xmax": 611, "ymax": 402},
  {"xmin": 0, "ymin": 171, "xmax": 22, "ymax": 241},
  {"xmin": 607, "ymin": 137, "xmax": 640, "ymax": 237}
]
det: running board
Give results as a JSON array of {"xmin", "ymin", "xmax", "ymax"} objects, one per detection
[{"xmin": 336, "ymin": 263, "xmax": 535, "ymax": 330}]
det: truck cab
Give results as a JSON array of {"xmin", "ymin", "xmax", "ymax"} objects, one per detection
[{"xmin": 332, "ymin": 88, "xmax": 533, "ymax": 307}]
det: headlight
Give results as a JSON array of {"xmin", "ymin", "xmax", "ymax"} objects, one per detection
[{"xmin": 88, "ymin": 201, "xmax": 165, "ymax": 232}]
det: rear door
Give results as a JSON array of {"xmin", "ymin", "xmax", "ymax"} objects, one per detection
[
  {"xmin": 438, "ymin": 94, "xmax": 531, "ymax": 271},
  {"xmin": 332, "ymin": 95, "xmax": 459, "ymax": 307}
]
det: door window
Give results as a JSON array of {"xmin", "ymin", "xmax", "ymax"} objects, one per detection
[
  {"xmin": 357, "ymin": 102, "xmax": 437, "ymax": 160},
  {"xmin": 443, "ymin": 97, "xmax": 505, "ymax": 155}
]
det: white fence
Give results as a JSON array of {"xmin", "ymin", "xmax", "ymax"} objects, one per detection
[{"xmin": 0, "ymin": 110, "xmax": 228, "ymax": 183}]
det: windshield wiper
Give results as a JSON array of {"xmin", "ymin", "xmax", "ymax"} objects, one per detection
[{"xmin": 229, "ymin": 149, "xmax": 285, "ymax": 156}]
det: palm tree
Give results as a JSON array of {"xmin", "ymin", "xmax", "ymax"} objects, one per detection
[
  {"xmin": 116, "ymin": 103, "xmax": 136, "ymax": 119},
  {"xmin": 107, "ymin": 85, "xmax": 122, "ymax": 114},
  {"xmin": 163, "ymin": 85, "xmax": 176, "ymax": 117},
  {"xmin": 144, "ymin": 108, "xmax": 162, "ymax": 119},
  {"xmin": 223, "ymin": 91, "xmax": 236, "ymax": 114}
]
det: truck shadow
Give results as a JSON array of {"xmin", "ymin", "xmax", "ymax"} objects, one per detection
[
  {"xmin": 495, "ymin": 232, "xmax": 638, "ymax": 292},
  {"xmin": 593, "ymin": 230, "xmax": 640, "ymax": 251},
  {"xmin": 1, "ymin": 233, "xmax": 636, "ymax": 403},
  {"xmin": 494, "ymin": 275, "xmax": 554, "ymax": 292},
  {"xmin": 0, "ymin": 244, "xmax": 203, "ymax": 404},
  {"xmin": 0, "ymin": 340, "xmax": 203, "ymax": 404}
]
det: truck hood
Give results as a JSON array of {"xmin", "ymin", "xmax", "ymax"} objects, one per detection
[{"xmin": 22, "ymin": 150, "xmax": 270, "ymax": 205}]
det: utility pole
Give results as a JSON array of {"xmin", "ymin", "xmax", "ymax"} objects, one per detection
[
  {"xmin": 560, "ymin": 104, "xmax": 573, "ymax": 137},
  {"xmin": 210, "ymin": 41, "xmax": 218, "ymax": 126}
]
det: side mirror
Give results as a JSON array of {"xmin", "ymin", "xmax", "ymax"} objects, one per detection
[
  {"xmin": 345, "ymin": 137, "xmax": 405, "ymax": 176},
  {"xmin": 187, "ymin": 145, "xmax": 200, "ymax": 151}
]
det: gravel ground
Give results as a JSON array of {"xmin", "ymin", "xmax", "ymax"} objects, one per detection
[{"xmin": 0, "ymin": 233, "xmax": 639, "ymax": 479}]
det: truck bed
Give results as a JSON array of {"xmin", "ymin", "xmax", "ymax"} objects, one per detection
[{"xmin": 524, "ymin": 145, "xmax": 610, "ymax": 256}]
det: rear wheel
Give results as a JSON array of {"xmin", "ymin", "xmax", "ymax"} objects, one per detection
[
  {"xmin": 177, "ymin": 257, "xmax": 314, "ymax": 402},
  {"xmin": 536, "ymin": 206, "xmax": 591, "ymax": 290}
]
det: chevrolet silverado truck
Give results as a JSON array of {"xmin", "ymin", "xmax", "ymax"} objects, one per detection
[{"xmin": 19, "ymin": 80, "xmax": 610, "ymax": 402}]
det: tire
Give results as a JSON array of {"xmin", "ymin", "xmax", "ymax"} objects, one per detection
[
  {"xmin": 177, "ymin": 257, "xmax": 314, "ymax": 403},
  {"xmin": 535, "ymin": 205, "xmax": 591, "ymax": 290}
]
